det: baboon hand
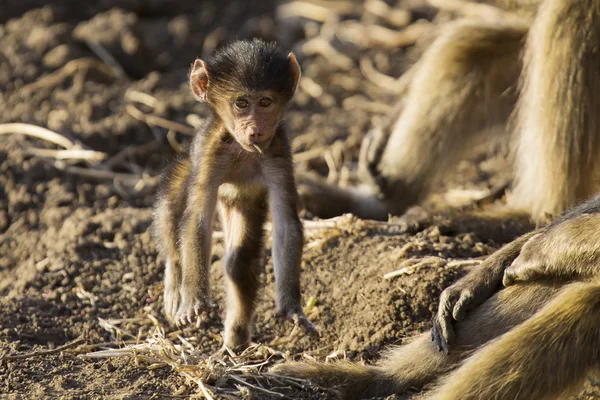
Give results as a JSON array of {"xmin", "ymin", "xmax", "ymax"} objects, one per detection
[
  {"xmin": 432, "ymin": 283, "xmax": 475, "ymax": 353},
  {"xmin": 503, "ymin": 232, "xmax": 553, "ymax": 286},
  {"xmin": 432, "ymin": 272, "xmax": 502, "ymax": 353},
  {"xmin": 275, "ymin": 308, "xmax": 318, "ymax": 336},
  {"xmin": 358, "ymin": 125, "xmax": 389, "ymax": 196}
]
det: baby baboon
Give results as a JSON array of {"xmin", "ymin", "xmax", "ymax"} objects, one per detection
[
  {"xmin": 153, "ymin": 39, "xmax": 315, "ymax": 348},
  {"xmin": 300, "ymin": 0, "xmax": 600, "ymax": 225},
  {"xmin": 274, "ymin": 193, "xmax": 600, "ymax": 399}
]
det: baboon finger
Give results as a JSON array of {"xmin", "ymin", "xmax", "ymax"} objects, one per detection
[
  {"xmin": 503, "ymin": 261, "xmax": 542, "ymax": 286},
  {"xmin": 452, "ymin": 291, "xmax": 475, "ymax": 321}
]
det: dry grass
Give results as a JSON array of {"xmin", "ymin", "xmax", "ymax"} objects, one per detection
[{"xmin": 77, "ymin": 324, "xmax": 336, "ymax": 399}]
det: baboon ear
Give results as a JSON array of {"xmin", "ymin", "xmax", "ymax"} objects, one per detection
[
  {"xmin": 190, "ymin": 59, "xmax": 209, "ymax": 102},
  {"xmin": 288, "ymin": 52, "xmax": 301, "ymax": 95}
]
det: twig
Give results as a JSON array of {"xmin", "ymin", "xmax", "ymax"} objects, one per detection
[
  {"xmin": 167, "ymin": 130, "xmax": 186, "ymax": 153},
  {"xmin": 0, "ymin": 123, "xmax": 75, "ymax": 149},
  {"xmin": 125, "ymin": 90, "xmax": 159, "ymax": 108},
  {"xmin": 383, "ymin": 258, "xmax": 481, "ymax": 280},
  {"xmin": 22, "ymin": 58, "xmax": 115, "ymax": 93},
  {"xmin": 103, "ymin": 140, "xmax": 162, "ymax": 169},
  {"xmin": 359, "ymin": 58, "xmax": 413, "ymax": 94},
  {"xmin": 277, "ymin": 1, "xmax": 360, "ymax": 22},
  {"xmin": 293, "ymin": 146, "xmax": 328, "ymax": 162},
  {"xmin": 299, "ymin": 76, "xmax": 324, "ymax": 98},
  {"xmin": 343, "ymin": 95, "xmax": 392, "ymax": 114},
  {"xmin": 188, "ymin": 374, "xmax": 215, "ymax": 400},
  {"xmin": 383, "ymin": 257, "xmax": 441, "ymax": 280},
  {"xmin": 26, "ymin": 148, "xmax": 107, "ymax": 161},
  {"xmin": 86, "ymin": 40, "xmax": 127, "ymax": 78},
  {"xmin": 364, "ymin": 0, "xmax": 411, "ymax": 27},
  {"xmin": 64, "ymin": 340, "xmax": 139, "ymax": 354},
  {"xmin": 126, "ymin": 104, "xmax": 195, "ymax": 136},
  {"xmin": 339, "ymin": 20, "xmax": 430, "ymax": 49},
  {"xmin": 1, "ymin": 337, "xmax": 86, "ymax": 361},
  {"xmin": 229, "ymin": 375, "xmax": 286, "ymax": 398},
  {"xmin": 59, "ymin": 165, "xmax": 159, "ymax": 186},
  {"xmin": 428, "ymin": 0, "xmax": 527, "ymax": 24},
  {"xmin": 301, "ymin": 37, "xmax": 354, "ymax": 70}
]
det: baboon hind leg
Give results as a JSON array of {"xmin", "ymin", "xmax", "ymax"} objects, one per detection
[
  {"xmin": 510, "ymin": 0, "xmax": 600, "ymax": 223},
  {"xmin": 299, "ymin": 19, "xmax": 527, "ymax": 220}
]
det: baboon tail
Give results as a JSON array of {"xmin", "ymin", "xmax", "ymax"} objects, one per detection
[{"xmin": 271, "ymin": 361, "xmax": 400, "ymax": 400}]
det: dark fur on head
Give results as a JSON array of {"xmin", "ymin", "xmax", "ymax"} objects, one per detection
[{"xmin": 203, "ymin": 39, "xmax": 297, "ymax": 100}]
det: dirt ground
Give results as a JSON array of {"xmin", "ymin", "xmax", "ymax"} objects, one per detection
[{"xmin": 1, "ymin": 1, "xmax": 598, "ymax": 399}]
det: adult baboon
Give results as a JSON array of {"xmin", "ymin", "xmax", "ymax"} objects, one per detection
[
  {"xmin": 274, "ymin": 193, "xmax": 600, "ymax": 400},
  {"xmin": 300, "ymin": 0, "xmax": 600, "ymax": 225}
]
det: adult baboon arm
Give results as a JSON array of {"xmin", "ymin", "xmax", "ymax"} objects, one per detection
[
  {"xmin": 431, "ymin": 229, "xmax": 538, "ymax": 352},
  {"xmin": 427, "ymin": 281, "xmax": 600, "ymax": 400},
  {"xmin": 272, "ymin": 283, "xmax": 559, "ymax": 400},
  {"xmin": 504, "ymin": 197, "xmax": 600, "ymax": 285}
]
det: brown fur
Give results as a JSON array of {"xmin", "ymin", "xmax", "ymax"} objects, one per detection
[
  {"xmin": 300, "ymin": 0, "xmax": 600, "ymax": 225},
  {"xmin": 152, "ymin": 40, "xmax": 315, "ymax": 348},
  {"xmin": 274, "ymin": 199, "xmax": 600, "ymax": 399}
]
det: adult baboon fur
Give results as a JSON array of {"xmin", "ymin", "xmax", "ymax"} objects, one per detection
[
  {"xmin": 273, "ymin": 194, "xmax": 600, "ymax": 400},
  {"xmin": 299, "ymin": 0, "xmax": 600, "ymax": 225}
]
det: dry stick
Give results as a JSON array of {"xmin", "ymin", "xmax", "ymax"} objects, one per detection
[
  {"xmin": 26, "ymin": 148, "xmax": 107, "ymax": 161},
  {"xmin": 125, "ymin": 90, "xmax": 160, "ymax": 108},
  {"xmin": 0, "ymin": 123, "xmax": 75, "ymax": 149},
  {"xmin": 339, "ymin": 21, "xmax": 430, "ymax": 49},
  {"xmin": 22, "ymin": 58, "xmax": 115, "ymax": 93},
  {"xmin": 229, "ymin": 375, "xmax": 286, "ymax": 398},
  {"xmin": 428, "ymin": 0, "xmax": 527, "ymax": 24},
  {"xmin": 60, "ymin": 165, "xmax": 159, "ymax": 187},
  {"xmin": 103, "ymin": 139, "xmax": 162, "ymax": 169},
  {"xmin": 293, "ymin": 146, "xmax": 328, "ymax": 162},
  {"xmin": 1, "ymin": 337, "xmax": 86, "ymax": 361},
  {"xmin": 383, "ymin": 258, "xmax": 482, "ymax": 280},
  {"xmin": 360, "ymin": 57, "xmax": 416, "ymax": 94},
  {"xmin": 383, "ymin": 257, "xmax": 442, "ymax": 280},
  {"xmin": 301, "ymin": 37, "xmax": 354, "ymax": 70},
  {"xmin": 167, "ymin": 130, "xmax": 186, "ymax": 153},
  {"xmin": 65, "ymin": 340, "xmax": 139, "ymax": 354},
  {"xmin": 364, "ymin": 0, "xmax": 411, "ymax": 27},
  {"xmin": 277, "ymin": 1, "xmax": 359, "ymax": 22},
  {"xmin": 126, "ymin": 104, "xmax": 195, "ymax": 136},
  {"xmin": 86, "ymin": 40, "xmax": 127, "ymax": 79}
]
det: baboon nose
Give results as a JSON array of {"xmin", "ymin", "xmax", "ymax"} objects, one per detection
[{"xmin": 248, "ymin": 128, "xmax": 261, "ymax": 142}]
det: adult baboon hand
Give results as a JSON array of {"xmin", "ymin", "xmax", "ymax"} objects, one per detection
[
  {"xmin": 504, "ymin": 213, "xmax": 600, "ymax": 286},
  {"xmin": 503, "ymin": 233, "xmax": 546, "ymax": 286},
  {"xmin": 431, "ymin": 231, "xmax": 537, "ymax": 353},
  {"xmin": 431, "ymin": 279, "xmax": 478, "ymax": 353}
]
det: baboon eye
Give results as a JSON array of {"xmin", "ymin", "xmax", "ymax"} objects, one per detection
[
  {"xmin": 259, "ymin": 97, "xmax": 272, "ymax": 107},
  {"xmin": 235, "ymin": 98, "xmax": 249, "ymax": 109}
]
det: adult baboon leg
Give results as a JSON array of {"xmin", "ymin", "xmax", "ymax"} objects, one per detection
[
  {"xmin": 300, "ymin": 19, "xmax": 527, "ymax": 220},
  {"xmin": 510, "ymin": 0, "xmax": 600, "ymax": 223},
  {"xmin": 427, "ymin": 281, "xmax": 600, "ymax": 400},
  {"xmin": 273, "ymin": 283, "xmax": 559, "ymax": 400}
]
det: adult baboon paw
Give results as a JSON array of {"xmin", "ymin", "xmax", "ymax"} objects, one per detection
[
  {"xmin": 503, "ymin": 233, "xmax": 546, "ymax": 286},
  {"xmin": 503, "ymin": 258, "xmax": 544, "ymax": 286},
  {"xmin": 431, "ymin": 285, "xmax": 475, "ymax": 353}
]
